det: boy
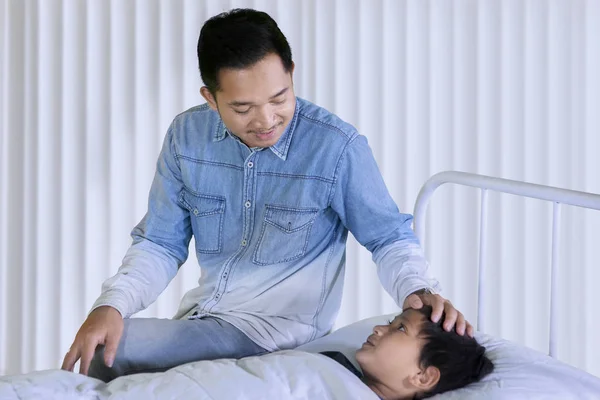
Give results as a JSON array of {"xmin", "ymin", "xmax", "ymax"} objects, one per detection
[{"xmin": 322, "ymin": 306, "xmax": 493, "ymax": 399}]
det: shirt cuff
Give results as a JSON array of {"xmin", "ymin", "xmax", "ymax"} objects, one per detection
[
  {"xmin": 397, "ymin": 278, "xmax": 441, "ymax": 309},
  {"xmin": 373, "ymin": 241, "xmax": 442, "ymax": 307},
  {"xmin": 90, "ymin": 289, "xmax": 130, "ymax": 319}
]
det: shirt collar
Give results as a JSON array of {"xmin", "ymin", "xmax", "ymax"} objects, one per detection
[
  {"xmin": 268, "ymin": 98, "xmax": 300, "ymax": 161},
  {"xmin": 213, "ymin": 117, "xmax": 228, "ymax": 142},
  {"xmin": 212, "ymin": 98, "xmax": 301, "ymax": 161}
]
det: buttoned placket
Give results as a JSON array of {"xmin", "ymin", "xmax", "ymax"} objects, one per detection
[
  {"xmin": 240, "ymin": 153, "xmax": 256, "ymax": 250},
  {"xmin": 203, "ymin": 147, "xmax": 259, "ymax": 313}
]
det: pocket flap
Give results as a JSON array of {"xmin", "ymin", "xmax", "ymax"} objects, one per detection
[
  {"xmin": 264, "ymin": 206, "xmax": 319, "ymax": 232},
  {"xmin": 180, "ymin": 190, "xmax": 225, "ymax": 217}
]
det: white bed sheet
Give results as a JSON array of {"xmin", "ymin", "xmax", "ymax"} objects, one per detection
[
  {"xmin": 0, "ymin": 350, "xmax": 377, "ymax": 400},
  {"xmin": 296, "ymin": 312, "xmax": 600, "ymax": 399}
]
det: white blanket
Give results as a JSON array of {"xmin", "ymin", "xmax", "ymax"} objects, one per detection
[{"xmin": 0, "ymin": 350, "xmax": 378, "ymax": 400}]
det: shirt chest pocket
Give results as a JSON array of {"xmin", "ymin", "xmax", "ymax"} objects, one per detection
[
  {"xmin": 253, "ymin": 205, "xmax": 319, "ymax": 265},
  {"xmin": 179, "ymin": 189, "xmax": 225, "ymax": 254}
]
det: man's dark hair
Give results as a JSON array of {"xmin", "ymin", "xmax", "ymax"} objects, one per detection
[
  {"xmin": 197, "ymin": 8, "xmax": 293, "ymax": 95},
  {"xmin": 415, "ymin": 306, "xmax": 494, "ymax": 399}
]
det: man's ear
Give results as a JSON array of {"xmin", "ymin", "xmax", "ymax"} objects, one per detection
[
  {"xmin": 409, "ymin": 366, "xmax": 440, "ymax": 392},
  {"xmin": 200, "ymin": 87, "xmax": 218, "ymax": 111}
]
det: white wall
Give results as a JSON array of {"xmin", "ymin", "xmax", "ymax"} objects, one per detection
[{"xmin": 1, "ymin": 0, "xmax": 599, "ymax": 377}]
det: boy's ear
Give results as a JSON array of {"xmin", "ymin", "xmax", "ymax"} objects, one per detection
[
  {"xmin": 200, "ymin": 87, "xmax": 218, "ymax": 111},
  {"xmin": 409, "ymin": 366, "xmax": 440, "ymax": 392}
]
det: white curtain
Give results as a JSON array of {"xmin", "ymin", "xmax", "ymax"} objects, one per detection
[{"xmin": 1, "ymin": 0, "xmax": 599, "ymax": 377}]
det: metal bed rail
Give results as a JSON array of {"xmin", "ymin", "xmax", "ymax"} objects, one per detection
[{"xmin": 413, "ymin": 171, "xmax": 600, "ymax": 358}]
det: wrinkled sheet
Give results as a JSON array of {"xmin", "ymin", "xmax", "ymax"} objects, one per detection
[{"xmin": 0, "ymin": 350, "xmax": 378, "ymax": 400}]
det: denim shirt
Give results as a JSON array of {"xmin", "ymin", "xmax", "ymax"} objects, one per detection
[{"xmin": 92, "ymin": 97, "xmax": 440, "ymax": 352}]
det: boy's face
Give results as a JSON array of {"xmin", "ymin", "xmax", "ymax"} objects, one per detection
[
  {"xmin": 201, "ymin": 53, "xmax": 296, "ymax": 149},
  {"xmin": 355, "ymin": 309, "xmax": 429, "ymax": 397}
]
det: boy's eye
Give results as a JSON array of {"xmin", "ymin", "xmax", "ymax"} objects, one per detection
[
  {"xmin": 387, "ymin": 319, "xmax": 406, "ymax": 332},
  {"xmin": 234, "ymin": 109, "xmax": 250, "ymax": 115}
]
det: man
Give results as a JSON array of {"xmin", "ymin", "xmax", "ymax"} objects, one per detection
[{"xmin": 62, "ymin": 8, "xmax": 473, "ymax": 382}]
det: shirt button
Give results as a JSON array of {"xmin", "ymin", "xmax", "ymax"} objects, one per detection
[
  {"xmin": 241, "ymin": 239, "xmax": 247, "ymax": 246},
  {"xmin": 245, "ymin": 201, "xmax": 251, "ymax": 208},
  {"xmin": 247, "ymin": 161, "xmax": 254, "ymax": 168},
  {"xmin": 215, "ymin": 294, "xmax": 220, "ymax": 299},
  {"xmin": 193, "ymin": 209, "xmax": 199, "ymax": 216}
]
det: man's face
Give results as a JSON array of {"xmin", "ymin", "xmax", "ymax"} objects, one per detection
[
  {"xmin": 356, "ymin": 309, "xmax": 426, "ymax": 394},
  {"xmin": 201, "ymin": 53, "xmax": 296, "ymax": 149}
]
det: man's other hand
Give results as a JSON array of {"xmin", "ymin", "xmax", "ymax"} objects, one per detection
[{"xmin": 61, "ymin": 306, "xmax": 124, "ymax": 375}]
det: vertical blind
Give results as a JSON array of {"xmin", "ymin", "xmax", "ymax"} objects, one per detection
[{"xmin": 1, "ymin": 0, "xmax": 599, "ymax": 377}]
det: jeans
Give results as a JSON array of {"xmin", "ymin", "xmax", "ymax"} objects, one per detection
[{"xmin": 88, "ymin": 316, "xmax": 267, "ymax": 382}]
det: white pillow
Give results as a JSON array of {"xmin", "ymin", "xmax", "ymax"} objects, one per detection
[{"xmin": 296, "ymin": 313, "xmax": 600, "ymax": 400}]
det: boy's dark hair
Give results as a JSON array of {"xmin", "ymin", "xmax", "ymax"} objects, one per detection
[
  {"xmin": 197, "ymin": 8, "xmax": 293, "ymax": 95},
  {"xmin": 415, "ymin": 306, "xmax": 494, "ymax": 399}
]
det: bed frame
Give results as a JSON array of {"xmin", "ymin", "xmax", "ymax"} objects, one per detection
[{"xmin": 413, "ymin": 171, "xmax": 600, "ymax": 358}]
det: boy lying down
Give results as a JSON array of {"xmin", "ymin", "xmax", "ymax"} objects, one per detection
[
  {"xmin": 320, "ymin": 305, "xmax": 494, "ymax": 399},
  {"xmin": 0, "ymin": 306, "xmax": 493, "ymax": 399}
]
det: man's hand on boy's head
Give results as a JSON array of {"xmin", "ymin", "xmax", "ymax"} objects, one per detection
[{"xmin": 403, "ymin": 289, "xmax": 474, "ymax": 338}]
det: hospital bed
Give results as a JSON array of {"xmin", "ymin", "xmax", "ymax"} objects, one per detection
[{"xmin": 1, "ymin": 171, "xmax": 600, "ymax": 399}]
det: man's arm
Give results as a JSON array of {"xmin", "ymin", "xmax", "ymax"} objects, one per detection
[
  {"xmin": 371, "ymin": 235, "xmax": 441, "ymax": 309},
  {"xmin": 92, "ymin": 124, "xmax": 192, "ymax": 318},
  {"xmin": 62, "ymin": 123, "xmax": 193, "ymax": 374},
  {"xmin": 329, "ymin": 134, "xmax": 472, "ymax": 336}
]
